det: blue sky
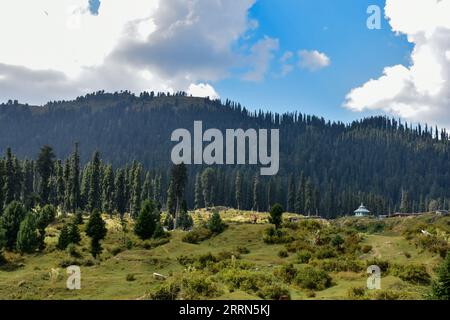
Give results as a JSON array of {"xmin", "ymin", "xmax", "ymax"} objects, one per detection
[
  {"xmin": 216, "ymin": 0, "xmax": 413, "ymax": 122},
  {"xmin": 1, "ymin": 0, "xmax": 448, "ymax": 128}
]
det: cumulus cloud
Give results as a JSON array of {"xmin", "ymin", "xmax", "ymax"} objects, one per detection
[
  {"xmin": 344, "ymin": 0, "xmax": 450, "ymax": 128},
  {"xmin": 277, "ymin": 51, "xmax": 295, "ymax": 77},
  {"xmin": 187, "ymin": 83, "xmax": 220, "ymax": 99},
  {"xmin": 0, "ymin": 0, "xmax": 277, "ymax": 105},
  {"xmin": 298, "ymin": 50, "xmax": 331, "ymax": 71},
  {"xmin": 242, "ymin": 37, "xmax": 279, "ymax": 81}
]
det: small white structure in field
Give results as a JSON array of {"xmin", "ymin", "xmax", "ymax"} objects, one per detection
[{"xmin": 354, "ymin": 203, "xmax": 371, "ymax": 217}]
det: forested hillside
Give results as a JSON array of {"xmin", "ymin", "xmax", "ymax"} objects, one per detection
[{"xmin": 1, "ymin": 91, "xmax": 450, "ymax": 217}]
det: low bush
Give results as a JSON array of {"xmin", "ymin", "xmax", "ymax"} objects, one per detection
[
  {"xmin": 149, "ymin": 282, "xmax": 181, "ymax": 300},
  {"xmin": 392, "ymin": 264, "xmax": 430, "ymax": 284},
  {"xmin": 314, "ymin": 246, "xmax": 337, "ymax": 259},
  {"xmin": 295, "ymin": 266, "xmax": 332, "ymax": 291},
  {"xmin": 263, "ymin": 227, "xmax": 294, "ymax": 244},
  {"xmin": 126, "ymin": 274, "xmax": 136, "ymax": 281},
  {"xmin": 278, "ymin": 250, "xmax": 289, "ymax": 258},
  {"xmin": 296, "ymin": 250, "xmax": 312, "ymax": 264},
  {"xmin": 258, "ymin": 284, "xmax": 291, "ymax": 300},
  {"xmin": 347, "ymin": 286, "xmax": 366, "ymax": 299},
  {"xmin": 273, "ymin": 264, "xmax": 297, "ymax": 283},
  {"xmin": 182, "ymin": 227, "xmax": 213, "ymax": 244},
  {"xmin": 366, "ymin": 258, "xmax": 390, "ymax": 273}
]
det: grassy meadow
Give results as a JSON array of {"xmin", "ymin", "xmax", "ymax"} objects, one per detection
[{"xmin": 0, "ymin": 209, "xmax": 449, "ymax": 300}]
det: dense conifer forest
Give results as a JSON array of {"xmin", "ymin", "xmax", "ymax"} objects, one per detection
[{"xmin": 1, "ymin": 91, "xmax": 450, "ymax": 218}]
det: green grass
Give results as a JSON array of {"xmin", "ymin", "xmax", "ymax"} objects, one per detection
[{"xmin": 0, "ymin": 210, "xmax": 447, "ymax": 300}]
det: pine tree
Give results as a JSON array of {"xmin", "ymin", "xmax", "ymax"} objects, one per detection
[
  {"xmin": 170, "ymin": 163, "xmax": 188, "ymax": 225},
  {"xmin": 201, "ymin": 168, "xmax": 215, "ymax": 209},
  {"xmin": 134, "ymin": 200, "xmax": 156, "ymax": 240},
  {"xmin": 304, "ymin": 179, "xmax": 314, "ymax": 216},
  {"xmin": 55, "ymin": 160, "xmax": 65, "ymax": 209},
  {"xmin": 80, "ymin": 163, "xmax": 91, "ymax": 210},
  {"xmin": 152, "ymin": 174, "xmax": 162, "ymax": 204},
  {"xmin": 114, "ymin": 169, "xmax": 127, "ymax": 217},
  {"xmin": 88, "ymin": 151, "xmax": 101, "ymax": 212},
  {"xmin": 68, "ymin": 223, "xmax": 81, "ymax": 245},
  {"xmin": 69, "ymin": 143, "xmax": 81, "ymax": 212},
  {"xmin": 102, "ymin": 164, "xmax": 115, "ymax": 215},
  {"xmin": 141, "ymin": 172, "xmax": 152, "ymax": 201},
  {"xmin": 287, "ymin": 175, "xmax": 295, "ymax": 213},
  {"xmin": 86, "ymin": 209, "xmax": 107, "ymax": 258},
  {"xmin": 432, "ymin": 252, "xmax": 450, "ymax": 300},
  {"xmin": 269, "ymin": 203, "xmax": 284, "ymax": 229},
  {"xmin": 253, "ymin": 174, "xmax": 260, "ymax": 212},
  {"xmin": 16, "ymin": 213, "xmax": 38, "ymax": 254},
  {"xmin": 63, "ymin": 160, "xmax": 71, "ymax": 211},
  {"xmin": 194, "ymin": 173, "xmax": 203, "ymax": 209},
  {"xmin": 295, "ymin": 173, "xmax": 305, "ymax": 214},
  {"xmin": 400, "ymin": 189, "xmax": 411, "ymax": 213},
  {"xmin": 13, "ymin": 158, "xmax": 22, "ymax": 202},
  {"xmin": 36, "ymin": 145, "xmax": 55, "ymax": 205},
  {"xmin": 208, "ymin": 210, "xmax": 226, "ymax": 234},
  {"xmin": 36, "ymin": 205, "xmax": 56, "ymax": 250},
  {"xmin": 0, "ymin": 201, "xmax": 27, "ymax": 250},
  {"xmin": 166, "ymin": 180, "xmax": 176, "ymax": 216},
  {"xmin": 57, "ymin": 225, "xmax": 70, "ymax": 250},
  {"xmin": 235, "ymin": 171, "xmax": 242, "ymax": 210},
  {"xmin": 130, "ymin": 162, "xmax": 142, "ymax": 218},
  {"xmin": 74, "ymin": 210, "xmax": 84, "ymax": 225},
  {"xmin": 176, "ymin": 208, "xmax": 193, "ymax": 231},
  {"xmin": 3, "ymin": 148, "xmax": 15, "ymax": 206}
]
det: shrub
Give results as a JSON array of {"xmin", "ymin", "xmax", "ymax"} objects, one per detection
[
  {"xmin": 66, "ymin": 243, "xmax": 81, "ymax": 258},
  {"xmin": 180, "ymin": 273, "xmax": 221, "ymax": 299},
  {"xmin": 432, "ymin": 252, "xmax": 450, "ymax": 300},
  {"xmin": 263, "ymin": 227, "xmax": 293, "ymax": 244},
  {"xmin": 274, "ymin": 264, "xmax": 297, "ymax": 283},
  {"xmin": 110, "ymin": 246, "xmax": 124, "ymax": 256},
  {"xmin": 182, "ymin": 227, "xmax": 213, "ymax": 244},
  {"xmin": 315, "ymin": 246, "xmax": 336, "ymax": 259},
  {"xmin": 126, "ymin": 274, "xmax": 136, "ymax": 281},
  {"xmin": 278, "ymin": 250, "xmax": 289, "ymax": 258},
  {"xmin": 331, "ymin": 234, "xmax": 345, "ymax": 248},
  {"xmin": 361, "ymin": 245, "xmax": 372, "ymax": 254},
  {"xmin": 221, "ymin": 269, "xmax": 274, "ymax": 293},
  {"xmin": 258, "ymin": 284, "xmax": 291, "ymax": 300},
  {"xmin": 305, "ymin": 290, "xmax": 316, "ymax": 298},
  {"xmin": 150, "ymin": 282, "xmax": 181, "ymax": 300},
  {"xmin": 296, "ymin": 250, "xmax": 312, "ymax": 264},
  {"xmin": 295, "ymin": 266, "xmax": 332, "ymax": 291},
  {"xmin": 347, "ymin": 286, "xmax": 366, "ymax": 299},
  {"xmin": 235, "ymin": 246, "xmax": 250, "ymax": 254},
  {"xmin": 371, "ymin": 290, "xmax": 401, "ymax": 300},
  {"xmin": 208, "ymin": 211, "xmax": 227, "ymax": 234},
  {"xmin": 366, "ymin": 258, "xmax": 390, "ymax": 273},
  {"xmin": 393, "ymin": 264, "xmax": 430, "ymax": 284},
  {"xmin": 269, "ymin": 204, "xmax": 284, "ymax": 229}
]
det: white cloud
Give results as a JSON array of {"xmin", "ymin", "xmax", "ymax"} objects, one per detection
[
  {"xmin": 298, "ymin": 50, "xmax": 331, "ymax": 71},
  {"xmin": 344, "ymin": 0, "xmax": 450, "ymax": 128},
  {"xmin": 242, "ymin": 37, "xmax": 279, "ymax": 81},
  {"xmin": 187, "ymin": 83, "xmax": 220, "ymax": 99},
  {"xmin": 0, "ymin": 0, "xmax": 277, "ymax": 105}
]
